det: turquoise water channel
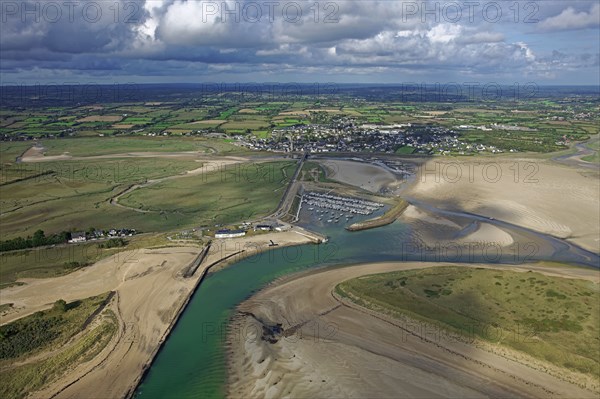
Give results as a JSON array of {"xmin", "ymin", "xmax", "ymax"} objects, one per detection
[{"xmin": 135, "ymin": 211, "xmax": 598, "ymax": 399}]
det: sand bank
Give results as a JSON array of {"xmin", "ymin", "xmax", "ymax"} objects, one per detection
[
  {"xmin": 400, "ymin": 204, "xmax": 515, "ymax": 247},
  {"xmin": 229, "ymin": 261, "xmax": 598, "ymax": 398},
  {"xmin": 406, "ymin": 157, "xmax": 599, "ymax": 252},
  {"xmin": 320, "ymin": 159, "xmax": 399, "ymax": 193}
]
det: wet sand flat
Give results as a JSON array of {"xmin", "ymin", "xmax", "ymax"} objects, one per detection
[
  {"xmin": 407, "ymin": 157, "xmax": 600, "ymax": 252},
  {"xmin": 229, "ymin": 261, "xmax": 599, "ymax": 399},
  {"xmin": 320, "ymin": 159, "xmax": 398, "ymax": 193}
]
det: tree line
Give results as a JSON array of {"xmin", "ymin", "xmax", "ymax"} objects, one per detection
[{"xmin": 0, "ymin": 230, "xmax": 70, "ymax": 252}]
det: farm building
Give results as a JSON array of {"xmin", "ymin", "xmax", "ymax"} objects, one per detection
[
  {"xmin": 69, "ymin": 232, "xmax": 87, "ymax": 243},
  {"xmin": 215, "ymin": 229, "xmax": 246, "ymax": 239}
]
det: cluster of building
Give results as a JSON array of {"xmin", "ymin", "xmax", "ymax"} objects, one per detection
[
  {"xmin": 68, "ymin": 228, "xmax": 136, "ymax": 243},
  {"xmin": 237, "ymin": 121, "xmax": 506, "ymax": 155}
]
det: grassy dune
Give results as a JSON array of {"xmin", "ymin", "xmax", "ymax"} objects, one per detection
[
  {"xmin": 0, "ymin": 293, "xmax": 116, "ymax": 399},
  {"xmin": 337, "ymin": 266, "xmax": 600, "ymax": 378}
]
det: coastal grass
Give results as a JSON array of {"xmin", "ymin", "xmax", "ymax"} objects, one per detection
[
  {"xmin": 0, "ymin": 157, "xmax": 291, "ymax": 286},
  {"xmin": 336, "ymin": 266, "xmax": 600, "ymax": 378},
  {"xmin": 38, "ymin": 137, "xmax": 220, "ymax": 157},
  {"xmin": 582, "ymin": 152, "xmax": 599, "ymax": 164},
  {"xmin": 582, "ymin": 136, "xmax": 599, "ymax": 163},
  {"xmin": 0, "ymin": 141, "xmax": 31, "ymax": 163},
  {"xmin": 300, "ymin": 161, "xmax": 332, "ymax": 183},
  {"xmin": 0, "ymin": 292, "xmax": 112, "ymax": 360},
  {"xmin": 119, "ymin": 161, "xmax": 295, "ymax": 226},
  {"xmin": 0, "ymin": 305, "xmax": 117, "ymax": 399},
  {"xmin": 0, "ymin": 158, "xmax": 202, "ymax": 239}
]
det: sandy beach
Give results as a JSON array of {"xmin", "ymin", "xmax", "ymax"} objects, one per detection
[
  {"xmin": 406, "ymin": 157, "xmax": 600, "ymax": 252},
  {"xmin": 228, "ymin": 261, "xmax": 599, "ymax": 399},
  {"xmin": 0, "ymin": 230, "xmax": 316, "ymax": 399}
]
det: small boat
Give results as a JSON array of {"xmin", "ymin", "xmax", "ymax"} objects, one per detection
[{"xmin": 327, "ymin": 219, "xmax": 333, "ymax": 223}]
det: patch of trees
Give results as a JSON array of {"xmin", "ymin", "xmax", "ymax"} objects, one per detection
[{"xmin": 0, "ymin": 230, "xmax": 70, "ymax": 252}]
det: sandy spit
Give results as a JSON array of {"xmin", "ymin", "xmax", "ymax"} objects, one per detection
[{"xmin": 228, "ymin": 261, "xmax": 599, "ymax": 399}]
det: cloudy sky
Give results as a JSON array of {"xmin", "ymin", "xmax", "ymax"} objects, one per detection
[{"xmin": 1, "ymin": 0, "xmax": 599, "ymax": 85}]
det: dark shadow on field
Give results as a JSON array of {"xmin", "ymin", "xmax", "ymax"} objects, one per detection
[{"xmin": 65, "ymin": 300, "xmax": 82, "ymax": 311}]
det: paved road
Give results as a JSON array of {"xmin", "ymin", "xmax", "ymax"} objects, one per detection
[{"xmin": 271, "ymin": 152, "xmax": 308, "ymax": 219}]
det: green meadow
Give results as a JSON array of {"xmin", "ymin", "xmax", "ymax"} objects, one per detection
[
  {"xmin": 337, "ymin": 266, "xmax": 600, "ymax": 378},
  {"xmin": 120, "ymin": 161, "xmax": 295, "ymax": 226}
]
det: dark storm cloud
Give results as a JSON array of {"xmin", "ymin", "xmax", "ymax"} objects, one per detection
[{"xmin": 0, "ymin": 0, "xmax": 598, "ymax": 83}]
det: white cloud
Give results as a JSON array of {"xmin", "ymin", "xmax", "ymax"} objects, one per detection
[
  {"xmin": 539, "ymin": 4, "xmax": 600, "ymax": 31},
  {"xmin": 427, "ymin": 24, "xmax": 461, "ymax": 44}
]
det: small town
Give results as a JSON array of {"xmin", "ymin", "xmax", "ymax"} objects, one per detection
[{"xmin": 237, "ymin": 121, "xmax": 510, "ymax": 155}]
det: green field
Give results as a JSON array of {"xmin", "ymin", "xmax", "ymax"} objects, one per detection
[
  {"xmin": 120, "ymin": 161, "xmax": 295, "ymax": 226},
  {"xmin": 2, "ymin": 95, "xmax": 597, "ymax": 155},
  {"xmin": 0, "ymin": 293, "xmax": 116, "ymax": 399},
  {"xmin": 220, "ymin": 120, "xmax": 270, "ymax": 131},
  {"xmin": 39, "ymin": 137, "xmax": 214, "ymax": 157},
  {"xmin": 0, "ymin": 141, "xmax": 32, "ymax": 163},
  {"xmin": 0, "ymin": 158, "xmax": 205, "ymax": 240},
  {"xmin": 336, "ymin": 266, "xmax": 600, "ymax": 377},
  {"xmin": 395, "ymin": 146, "xmax": 415, "ymax": 155},
  {"xmin": 217, "ymin": 107, "xmax": 238, "ymax": 120},
  {"xmin": 582, "ymin": 136, "xmax": 600, "ymax": 163}
]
